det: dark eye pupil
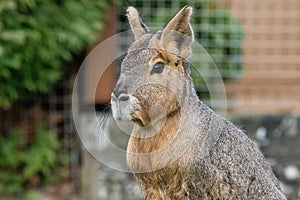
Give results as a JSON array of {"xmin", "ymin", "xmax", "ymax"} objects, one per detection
[{"xmin": 150, "ymin": 62, "xmax": 165, "ymax": 75}]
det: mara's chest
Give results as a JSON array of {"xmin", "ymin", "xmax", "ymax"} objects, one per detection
[{"xmin": 134, "ymin": 162, "xmax": 190, "ymax": 200}]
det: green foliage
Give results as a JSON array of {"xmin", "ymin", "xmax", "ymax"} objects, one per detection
[
  {"xmin": 193, "ymin": 3, "xmax": 244, "ymax": 81},
  {"xmin": 0, "ymin": 124, "xmax": 69, "ymax": 195},
  {"xmin": 24, "ymin": 190, "xmax": 41, "ymax": 200},
  {"xmin": 0, "ymin": 0, "xmax": 109, "ymax": 109}
]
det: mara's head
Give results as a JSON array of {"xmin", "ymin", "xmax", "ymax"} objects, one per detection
[{"xmin": 111, "ymin": 6, "xmax": 194, "ymax": 127}]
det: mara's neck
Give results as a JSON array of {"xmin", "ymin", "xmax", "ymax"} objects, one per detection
[
  {"xmin": 128, "ymin": 108, "xmax": 181, "ymax": 154},
  {"xmin": 127, "ymin": 109, "xmax": 183, "ymax": 173}
]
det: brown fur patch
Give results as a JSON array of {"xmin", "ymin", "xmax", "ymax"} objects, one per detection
[
  {"xmin": 149, "ymin": 49, "xmax": 185, "ymax": 74},
  {"xmin": 134, "ymin": 160, "xmax": 190, "ymax": 200},
  {"xmin": 127, "ymin": 107, "xmax": 181, "ymax": 154},
  {"xmin": 130, "ymin": 82, "xmax": 180, "ymax": 127}
]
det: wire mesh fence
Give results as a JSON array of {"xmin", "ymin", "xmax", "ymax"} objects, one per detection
[
  {"xmin": 226, "ymin": 0, "xmax": 300, "ymax": 113},
  {"xmin": 0, "ymin": 75, "xmax": 80, "ymax": 198},
  {"xmin": 116, "ymin": 0, "xmax": 300, "ymax": 114}
]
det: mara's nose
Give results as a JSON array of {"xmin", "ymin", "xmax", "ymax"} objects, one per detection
[
  {"xmin": 118, "ymin": 94, "xmax": 129, "ymax": 101},
  {"xmin": 112, "ymin": 81, "xmax": 129, "ymax": 101}
]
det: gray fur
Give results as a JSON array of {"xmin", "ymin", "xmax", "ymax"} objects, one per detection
[{"xmin": 110, "ymin": 6, "xmax": 287, "ymax": 200}]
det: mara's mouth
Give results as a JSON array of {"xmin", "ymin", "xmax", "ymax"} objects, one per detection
[
  {"xmin": 130, "ymin": 106, "xmax": 151, "ymax": 127},
  {"xmin": 132, "ymin": 117, "xmax": 149, "ymax": 127},
  {"xmin": 130, "ymin": 104, "xmax": 176, "ymax": 127}
]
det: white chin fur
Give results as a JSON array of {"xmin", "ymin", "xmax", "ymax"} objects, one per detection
[{"xmin": 111, "ymin": 96, "xmax": 134, "ymax": 121}]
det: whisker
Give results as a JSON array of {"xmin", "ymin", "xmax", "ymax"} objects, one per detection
[{"xmin": 91, "ymin": 104, "xmax": 113, "ymax": 150}]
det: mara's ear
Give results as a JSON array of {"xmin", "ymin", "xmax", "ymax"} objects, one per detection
[
  {"xmin": 127, "ymin": 6, "xmax": 149, "ymax": 40},
  {"xmin": 159, "ymin": 6, "xmax": 194, "ymax": 59}
]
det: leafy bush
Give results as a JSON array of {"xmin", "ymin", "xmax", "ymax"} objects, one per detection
[
  {"xmin": 0, "ymin": 124, "xmax": 68, "ymax": 195},
  {"xmin": 0, "ymin": 0, "xmax": 109, "ymax": 109}
]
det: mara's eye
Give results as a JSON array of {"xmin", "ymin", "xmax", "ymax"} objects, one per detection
[{"xmin": 150, "ymin": 62, "xmax": 165, "ymax": 75}]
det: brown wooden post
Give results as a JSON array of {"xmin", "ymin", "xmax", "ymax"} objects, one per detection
[
  {"xmin": 81, "ymin": 5, "xmax": 117, "ymax": 200},
  {"xmin": 83, "ymin": 4, "xmax": 117, "ymax": 107}
]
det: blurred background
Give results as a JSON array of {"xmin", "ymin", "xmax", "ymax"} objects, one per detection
[{"xmin": 0, "ymin": 0, "xmax": 299, "ymax": 199}]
